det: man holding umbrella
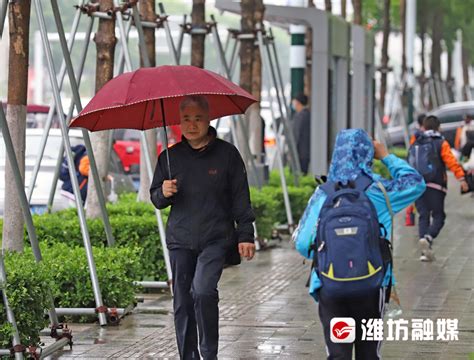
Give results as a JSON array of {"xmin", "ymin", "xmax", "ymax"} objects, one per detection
[
  {"xmin": 70, "ymin": 66, "xmax": 258, "ymax": 358},
  {"xmin": 150, "ymin": 95, "xmax": 256, "ymax": 359}
]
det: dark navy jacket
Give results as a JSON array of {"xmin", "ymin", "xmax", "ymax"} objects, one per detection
[{"xmin": 150, "ymin": 127, "xmax": 255, "ymax": 251}]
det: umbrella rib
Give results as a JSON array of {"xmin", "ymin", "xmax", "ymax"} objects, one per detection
[
  {"xmin": 226, "ymin": 94, "xmax": 245, "ymax": 114},
  {"xmin": 124, "ymin": 70, "xmax": 139, "ymax": 105},
  {"xmin": 142, "ymin": 99, "xmax": 149, "ymax": 131}
]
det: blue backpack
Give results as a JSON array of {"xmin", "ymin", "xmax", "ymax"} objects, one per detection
[
  {"xmin": 408, "ymin": 135, "xmax": 443, "ymax": 183},
  {"xmin": 312, "ymin": 175, "xmax": 392, "ymax": 299}
]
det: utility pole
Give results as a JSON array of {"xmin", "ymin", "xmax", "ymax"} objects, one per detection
[
  {"xmin": 289, "ymin": 0, "xmax": 305, "ymax": 100},
  {"xmin": 405, "ymin": 0, "xmax": 416, "ymax": 123}
]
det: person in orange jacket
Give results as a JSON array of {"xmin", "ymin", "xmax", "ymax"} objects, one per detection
[
  {"xmin": 409, "ymin": 116, "xmax": 469, "ymax": 262},
  {"xmin": 59, "ymin": 145, "xmax": 89, "ymax": 204},
  {"xmin": 454, "ymin": 114, "xmax": 474, "ymax": 153}
]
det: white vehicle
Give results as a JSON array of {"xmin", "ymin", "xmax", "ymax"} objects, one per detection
[{"xmin": 0, "ymin": 129, "xmax": 135, "ymax": 216}]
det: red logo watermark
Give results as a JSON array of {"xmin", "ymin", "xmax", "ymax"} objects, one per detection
[{"xmin": 330, "ymin": 317, "xmax": 356, "ymax": 343}]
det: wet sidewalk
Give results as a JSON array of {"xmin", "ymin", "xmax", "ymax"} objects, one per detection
[{"xmin": 47, "ymin": 180, "xmax": 474, "ymax": 359}]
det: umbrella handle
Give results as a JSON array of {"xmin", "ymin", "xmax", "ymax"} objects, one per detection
[{"xmin": 160, "ymin": 98, "xmax": 172, "ymax": 180}]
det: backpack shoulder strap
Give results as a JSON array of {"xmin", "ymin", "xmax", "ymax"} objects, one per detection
[
  {"xmin": 354, "ymin": 173, "xmax": 373, "ymax": 192},
  {"xmin": 319, "ymin": 181, "xmax": 337, "ymax": 198}
]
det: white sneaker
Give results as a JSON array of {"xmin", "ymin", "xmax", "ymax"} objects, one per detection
[{"xmin": 419, "ymin": 236, "xmax": 435, "ymax": 262}]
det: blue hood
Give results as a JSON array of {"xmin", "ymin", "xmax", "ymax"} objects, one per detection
[{"xmin": 328, "ymin": 129, "xmax": 378, "ymax": 184}]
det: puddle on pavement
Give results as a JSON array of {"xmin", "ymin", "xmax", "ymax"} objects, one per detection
[{"xmin": 257, "ymin": 344, "xmax": 286, "ymax": 354}]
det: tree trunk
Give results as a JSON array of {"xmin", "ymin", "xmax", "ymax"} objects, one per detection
[
  {"xmin": 447, "ymin": 48, "xmax": 454, "ymax": 102},
  {"xmin": 430, "ymin": 8, "xmax": 442, "ymax": 79},
  {"xmin": 248, "ymin": 0, "xmax": 264, "ymax": 162},
  {"xmin": 2, "ymin": 1, "xmax": 31, "ymax": 253},
  {"xmin": 304, "ymin": 0, "xmax": 315, "ymax": 100},
  {"xmin": 325, "ymin": 0, "xmax": 332, "ymax": 13},
  {"xmin": 87, "ymin": 0, "xmax": 116, "ymax": 219},
  {"xmin": 191, "ymin": 0, "xmax": 205, "ymax": 68},
  {"xmin": 341, "ymin": 0, "xmax": 346, "ymax": 19},
  {"xmin": 462, "ymin": 45, "xmax": 470, "ymax": 101},
  {"xmin": 400, "ymin": 0, "xmax": 406, "ymax": 75},
  {"xmin": 238, "ymin": 0, "xmax": 256, "ymax": 154},
  {"xmin": 352, "ymin": 0, "xmax": 362, "ymax": 25},
  {"xmin": 138, "ymin": 0, "xmax": 158, "ymax": 203},
  {"xmin": 380, "ymin": 0, "xmax": 391, "ymax": 115}
]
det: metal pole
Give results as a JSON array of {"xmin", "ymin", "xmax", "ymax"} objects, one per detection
[
  {"xmin": 266, "ymin": 31, "xmax": 301, "ymax": 178},
  {"xmin": 116, "ymin": 14, "xmax": 132, "ymax": 76},
  {"xmin": 405, "ymin": 0, "xmax": 416, "ymax": 124},
  {"xmin": 269, "ymin": 28, "xmax": 291, "ymax": 121},
  {"xmin": 51, "ymin": 0, "xmax": 115, "ymax": 248},
  {"xmin": 135, "ymin": 281, "xmax": 169, "ymax": 289},
  {"xmin": 27, "ymin": 0, "xmax": 85, "ymax": 203},
  {"xmin": 39, "ymin": 338, "xmax": 71, "ymax": 360},
  {"xmin": 158, "ymin": 3, "xmax": 179, "ymax": 65},
  {"xmin": 0, "ymin": 256, "xmax": 24, "ymax": 360},
  {"xmin": 47, "ymin": 16, "xmax": 95, "ymax": 213},
  {"xmin": 1, "ymin": 104, "xmax": 60, "ymax": 326},
  {"xmin": 0, "ymin": 0, "xmax": 7, "ymax": 39},
  {"xmin": 115, "ymin": 0, "xmax": 173, "ymax": 286},
  {"xmin": 257, "ymin": 26, "xmax": 301, "ymax": 179},
  {"xmin": 268, "ymin": 113, "xmax": 294, "ymax": 227},
  {"xmin": 176, "ymin": 14, "xmax": 186, "ymax": 63},
  {"xmin": 228, "ymin": 37, "xmax": 239, "ymax": 78},
  {"xmin": 142, "ymin": 132, "xmax": 173, "ymax": 283},
  {"xmin": 54, "ymin": 308, "xmax": 125, "ymax": 316},
  {"xmin": 210, "ymin": 19, "xmax": 261, "ymax": 188},
  {"xmin": 0, "ymin": 114, "xmax": 41, "ymax": 261},
  {"xmin": 35, "ymin": 0, "xmax": 107, "ymax": 326}
]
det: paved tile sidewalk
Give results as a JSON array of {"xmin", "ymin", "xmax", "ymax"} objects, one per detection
[{"xmin": 47, "ymin": 180, "xmax": 474, "ymax": 359}]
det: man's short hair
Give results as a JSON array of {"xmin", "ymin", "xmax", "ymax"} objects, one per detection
[
  {"xmin": 293, "ymin": 93, "xmax": 308, "ymax": 106},
  {"xmin": 423, "ymin": 115, "xmax": 441, "ymax": 131},
  {"xmin": 179, "ymin": 95, "xmax": 209, "ymax": 113},
  {"xmin": 417, "ymin": 113, "xmax": 426, "ymax": 127}
]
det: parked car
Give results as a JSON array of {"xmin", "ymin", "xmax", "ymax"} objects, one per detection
[
  {"xmin": 385, "ymin": 101, "xmax": 474, "ymax": 147},
  {"xmin": 0, "ymin": 129, "xmax": 135, "ymax": 216},
  {"xmin": 1, "ymin": 103, "xmax": 61, "ymax": 129}
]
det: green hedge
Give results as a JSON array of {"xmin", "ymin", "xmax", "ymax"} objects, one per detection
[
  {"xmin": 0, "ymin": 243, "xmax": 140, "ymax": 348},
  {"xmin": 30, "ymin": 206, "xmax": 168, "ymax": 281},
  {"xmin": 0, "ymin": 253, "xmax": 50, "ymax": 349}
]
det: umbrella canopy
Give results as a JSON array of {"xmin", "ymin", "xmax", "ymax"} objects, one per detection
[{"xmin": 70, "ymin": 65, "xmax": 257, "ymax": 131}]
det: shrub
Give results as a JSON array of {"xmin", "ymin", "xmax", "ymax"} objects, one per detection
[
  {"xmin": 0, "ymin": 242, "xmax": 142, "ymax": 348},
  {"xmin": 249, "ymin": 187, "xmax": 279, "ymax": 239},
  {"xmin": 268, "ymin": 168, "xmax": 317, "ymax": 188},
  {"xmin": 0, "ymin": 252, "xmax": 50, "ymax": 349},
  {"xmin": 41, "ymin": 242, "xmax": 142, "ymax": 310},
  {"xmin": 29, "ymin": 211, "xmax": 168, "ymax": 281}
]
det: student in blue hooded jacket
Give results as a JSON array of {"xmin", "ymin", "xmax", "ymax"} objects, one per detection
[{"xmin": 294, "ymin": 129, "xmax": 426, "ymax": 360}]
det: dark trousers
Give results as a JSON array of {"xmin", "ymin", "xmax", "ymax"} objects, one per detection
[
  {"xmin": 169, "ymin": 243, "xmax": 226, "ymax": 360},
  {"xmin": 300, "ymin": 157, "xmax": 310, "ymax": 175},
  {"xmin": 318, "ymin": 288, "xmax": 385, "ymax": 360},
  {"xmin": 415, "ymin": 187, "xmax": 446, "ymax": 240}
]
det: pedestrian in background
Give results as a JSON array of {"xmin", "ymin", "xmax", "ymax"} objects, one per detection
[
  {"xmin": 291, "ymin": 93, "xmax": 311, "ymax": 174},
  {"xmin": 409, "ymin": 116, "xmax": 469, "ymax": 262},
  {"xmin": 59, "ymin": 144, "xmax": 89, "ymax": 205}
]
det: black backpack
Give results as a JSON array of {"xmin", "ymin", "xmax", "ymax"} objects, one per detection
[{"xmin": 408, "ymin": 136, "xmax": 443, "ymax": 183}]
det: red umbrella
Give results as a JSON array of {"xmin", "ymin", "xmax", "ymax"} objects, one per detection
[
  {"xmin": 70, "ymin": 65, "xmax": 257, "ymax": 178},
  {"xmin": 70, "ymin": 65, "xmax": 256, "ymax": 131}
]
